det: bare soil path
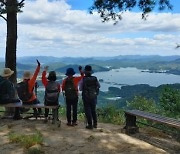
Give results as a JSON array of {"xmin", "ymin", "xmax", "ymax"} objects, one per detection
[{"xmin": 0, "ymin": 118, "xmax": 179, "ymax": 154}]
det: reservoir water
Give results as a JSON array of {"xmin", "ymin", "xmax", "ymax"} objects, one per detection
[{"xmin": 94, "ymin": 67, "xmax": 180, "ymax": 91}]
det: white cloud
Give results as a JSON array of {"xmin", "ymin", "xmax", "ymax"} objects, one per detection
[{"xmin": 0, "ymin": 0, "xmax": 180, "ymax": 57}]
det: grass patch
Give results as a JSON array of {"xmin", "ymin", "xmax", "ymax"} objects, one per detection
[
  {"xmin": 8, "ymin": 131, "xmax": 43, "ymax": 148},
  {"xmin": 27, "ymin": 148, "xmax": 44, "ymax": 154},
  {"xmin": 0, "ymin": 107, "xmax": 5, "ymax": 116}
]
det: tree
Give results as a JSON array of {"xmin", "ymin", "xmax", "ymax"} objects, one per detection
[
  {"xmin": 90, "ymin": 0, "xmax": 173, "ymax": 24},
  {"xmin": 127, "ymin": 95, "xmax": 157, "ymax": 112},
  {"xmin": 0, "ymin": 0, "xmax": 24, "ymax": 116},
  {"xmin": 159, "ymin": 86, "xmax": 180, "ymax": 118},
  {"xmin": 0, "ymin": 0, "xmax": 24, "ymax": 84}
]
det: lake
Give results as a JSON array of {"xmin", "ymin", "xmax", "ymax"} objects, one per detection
[{"xmin": 94, "ymin": 67, "xmax": 180, "ymax": 91}]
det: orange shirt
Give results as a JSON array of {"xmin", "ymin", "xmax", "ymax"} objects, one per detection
[
  {"xmin": 41, "ymin": 70, "xmax": 61, "ymax": 92},
  {"xmin": 62, "ymin": 72, "xmax": 84, "ymax": 94},
  {"xmin": 23, "ymin": 65, "xmax": 40, "ymax": 102}
]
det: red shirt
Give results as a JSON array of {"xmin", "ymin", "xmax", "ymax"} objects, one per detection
[{"xmin": 62, "ymin": 71, "xmax": 84, "ymax": 94}]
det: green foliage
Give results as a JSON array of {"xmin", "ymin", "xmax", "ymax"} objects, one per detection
[
  {"xmin": 127, "ymin": 95, "xmax": 158, "ymax": 126},
  {"xmin": 27, "ymin": 148, "xmax": 44, "ymax": 154},
  {"xmin": 77, "ymin": 99, "xmax": 84, "ymax": 114},
  {"xmin": 97, "ymin": 106, "xmax": 125, "ymax": 125},
  {"xmin": 77, "ymin": 112, "xmax": 86, "ymax": 122},
  {"xmin": 90, "ymin": 0, "xmax": 172, "ymax": 24},
  {"xmin": 159, "ymin": 86, "xmax": 180, "ymax": 118},
  {"xmin": 9, "ymin": 131, "xmax": 43, "ymax": 149},
  {"xmin": 59, "ymin": 105, "xmax": 66, "ymax": 117},
  {"xmin": 0, "ymin": 0, "xmax": 24, "ymax": 15},
  {"xmin": 127, "ymin": 95, "xmax": 157, "ymax": 113},
  {"xmin": 77, "ymin": 99, "xmax": 125, "ymax": 125},
  {"xmin": 77, "ymin": 99, "xmax": 86, "ymax": 121}
]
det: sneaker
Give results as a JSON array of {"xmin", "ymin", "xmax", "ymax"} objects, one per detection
[
  {"xmin": 93, "ymin": 124, "xmax": 97, "ymax": 128},
  {"xmin": 13, "ymin": 116, "xmax": 22, "ymax": 120},
  {"xmin": 33, "ymin": 112, "xmax": 37, "ymax": 118},
  {"xmin": 67, "ymin": 122, "xmax": 72, "ymax": 126},
  {"xmin": 38, "ymin": 109, "xmax": 42, "ymax": 115},
  {"xmin": 72, "ymin": 122, "xmax": 78, "ymax": 126},
  {"xmin": 52, "ymin": 118, "xmax": 60, "ymax": 121},
  {"xmin": 86, "ymin": 125, "xmax": 93, "ymax": 129}
]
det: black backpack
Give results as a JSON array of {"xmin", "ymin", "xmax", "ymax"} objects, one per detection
[
  {"xmin": 83, "ymin": 76, "xmax": 99, "ymax": 99},
  {"xmin": 0, "ymin": 79, "xmax": 9, "ymax": 101},
  {"xmin": 16, "ymin": 80, "xmax": 33, "ymax": 102},
  {"xmin": 64, "ymin": 77, "xmax": 78, "ymax": 99},
  {"xmin": 45, "ymin": 81, "xmax": 59, "ymax": 105}
]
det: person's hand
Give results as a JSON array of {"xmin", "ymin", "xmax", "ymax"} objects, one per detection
[
  {"xmin": 36, "ymin": 59, "xmax": 40, "ymax": 66},
  {"xmin": 79, "ymin": 66, "xmax": 82, "ymax": 71},
  {"xmin": 44, "ymin": 66, "xmax": 49, "ymax": 71}
]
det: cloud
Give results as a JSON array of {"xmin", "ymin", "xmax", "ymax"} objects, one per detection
[{"xmin": 0, "ymin": 0, "xmax": 180, "ymax": 57}]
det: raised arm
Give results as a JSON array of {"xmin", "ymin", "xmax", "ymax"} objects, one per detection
[
  {"xmin": 41, "ymin": 66, "xmax": 48, "ymax": 87},
  {"xmin": 29, "ymin": 60, "xmax": 40, "ymax": 90},
  {"xmin": 74, "ymin": 66, "xmax": 84, "ymax": 83}
]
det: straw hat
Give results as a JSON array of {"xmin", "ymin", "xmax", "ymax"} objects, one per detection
[
  {"xmin": 1, "ymin": 68, "xmax": 14, "ymax": 77},
  {"xmin": 23, "ymin": 71, "xmax": 32, "ymax": 79}
]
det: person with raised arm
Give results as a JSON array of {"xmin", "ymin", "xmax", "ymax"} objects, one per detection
[
  {"xmin": 62, "ymin": 66, "xmax": 84, "ymax": 126},
  {"xmin": 42, "ymin": 66, "xmax": 61, "ymax": 123}
]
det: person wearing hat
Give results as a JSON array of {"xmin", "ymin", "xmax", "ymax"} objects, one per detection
[
  {"xmin": 0, "ymin": 68, "xmax": 21, "ymax": 119},
  {"xmin": 79, "ymin": 65, "xmax": 100, "ymax": 129},
  {"xmin": 62, "ymin": 66, "xmax": 84, "ymax": 126},
  {"xmin": 20, "ymin": 60, "xmax": 41, "ymax": 117},
  {"xmin": 42, "ymin": 66, "xmax": 61, "ymax": 122},
  {"xmin": 0, "ymin": 68, "xmax": 20, "ymax": 104}
]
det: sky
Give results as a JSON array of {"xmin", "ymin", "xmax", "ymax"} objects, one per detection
[{"xmin": 0, "ymin": 0, "xmax": 180, "ymax": 58}]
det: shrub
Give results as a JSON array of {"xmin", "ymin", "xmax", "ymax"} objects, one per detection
[
  {"xmin": 159, "ymin": 86, "xmax": 180, "ymax": 118},
  {"xmin": 126, "ymin": 95, "xmax": 157, "ymax": 113},
  {"xmin": 97, "ymin": 106, "xmax": 125, "ymax": 125}
]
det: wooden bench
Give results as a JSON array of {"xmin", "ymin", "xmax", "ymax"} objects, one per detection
[
  {"xmin": 124, "ymin": 109, "xmax": 180, "ymax": 134},
  {"xmin": 0, "ymin": 102, "xmax": 61, "ymax": 126}
]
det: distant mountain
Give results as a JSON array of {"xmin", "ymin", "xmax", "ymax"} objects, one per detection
[
  {"xmin": 17, "ymin": 63, "xmax": 36, "ymax": 71},
  {"xmin": 0, "ymin": 62, "xmax": 5, "ymax": 71},
  {"xmin": 17, "ymin": 56, "xmax": 99, "ymax": 65},
  {"xmin": 55, "ymin": 64, "xmax": 109, "ymax": 73},
  {"xmin": 58, "ymin": 57, "xmax": 97, "ymax": 64},
  {"xmin": 115, "ymin": 55, "xmax": 180, "ymax": 61},
  {"xmin": 16, "ymin": 55, "xmax": 180, "ymax": 65},
  {"xmin": 2, "ymin": 55, "xmax": 180, "ymax": 75},
  {"xmin": 17, "ymin": 56, "xmax": 62, "ymax": 64},
  {"xmin": 172, "ymin": 58, "xmax": 180, "ymax": 64}
]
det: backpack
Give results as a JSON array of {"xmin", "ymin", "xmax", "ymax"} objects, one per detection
[
  {"xmin": 0, "ymin": 78, "xmax": 8, "ymax": 101},
  {"xmin": 16, "ymin": 80, "xmax": 33, "ymax": 102},
  {"xmin": 64, "ymin": 77, "xmax": 78, "ymax": 99},
  {"xmin": 83, "ymin": 76, "xmax": 99, "ymax": 99},
  {"xmin": 45, "ymin": 81, "xmax": 59, "ymax": 105}
]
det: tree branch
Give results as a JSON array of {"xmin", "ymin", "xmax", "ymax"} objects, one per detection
[
  {"xmin": 18, "ymin": 0, "xmax": 25, "ymax": 6},
  {"xmin": 0, "ymin": 0, "xmax": 6, "ymax": 6},
  {"xmin": 0, "ymin": 14, "xmax": 7, "ymax": 21}
]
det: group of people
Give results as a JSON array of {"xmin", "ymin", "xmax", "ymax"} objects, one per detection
[{"xmin": 0, "ymin": 60, "xmax": 100, "ymax": 129}]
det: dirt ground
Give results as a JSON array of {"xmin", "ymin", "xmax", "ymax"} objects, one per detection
[{"xmin": 0, "ymin": 117, "xmax": 179, "ymax": 154}]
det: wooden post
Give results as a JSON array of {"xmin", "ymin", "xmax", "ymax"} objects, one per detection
[{"xmin": 124, "ymin": 113, "xmax": 139, "ymax": 134}]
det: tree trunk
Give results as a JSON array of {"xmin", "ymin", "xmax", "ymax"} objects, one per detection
[
  {"xmin": 5, "ymin": 0, "xmax": 17, "ymax": 84},
  {"xmin": 4, "ymin": 0, "xmax": 17, "ymax": 116}
]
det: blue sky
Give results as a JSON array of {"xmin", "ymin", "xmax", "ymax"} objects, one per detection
[
  {"xmin": 66, "ymin": 0, "xmax": 94, "ymax": 10},
  {"xmin": 0, "ymin": 0, "xmax": 180, "ymax": 57}
]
